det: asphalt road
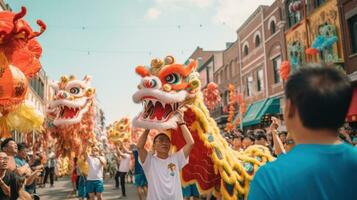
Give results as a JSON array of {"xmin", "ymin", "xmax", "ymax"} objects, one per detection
[{"xmin": 37, "ymin": 177, "xmax": 139, "ymax": 200}]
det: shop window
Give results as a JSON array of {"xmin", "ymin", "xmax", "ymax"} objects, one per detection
[{"xmin": 348, "ymin": 14, "xmax": 357, "ymax": 54}]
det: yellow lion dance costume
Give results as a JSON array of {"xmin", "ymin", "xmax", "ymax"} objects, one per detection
[
  {"xmin": 107, "ymin": 117, "xmax": 132, "ymax": 146},
  {"xmin": 132, "ymin": 56, "xmax": 274, "ymax": 199}
]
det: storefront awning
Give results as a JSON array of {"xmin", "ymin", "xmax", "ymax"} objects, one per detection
[
  {"xmin": 238, "ymin": 97, "xmax": 281, "ymax": 127},
  {"xmin": 347, "ymin": 87, "xmax": 357, "ymax": 122}
]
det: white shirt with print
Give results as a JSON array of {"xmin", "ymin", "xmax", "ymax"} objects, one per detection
[
  {"xmin": 118, "ymin": 153, "xmax": 131, "ymax": 173},
  {"xmin": 87, "ymin": 155, "xmax": 104, "ymax": 180},
  {"xmin": 140, "ymin": 149, "xmax": 188, "ymax": 200}
]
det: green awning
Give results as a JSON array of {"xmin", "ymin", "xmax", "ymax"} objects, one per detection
[{"xmin": 237, "ymin": 97, "xmax": 281, "ymax": 127}]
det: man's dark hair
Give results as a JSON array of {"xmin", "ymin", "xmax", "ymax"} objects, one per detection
[
  {"xmin": 1, "ymin": 138, "xmax": 14, "ymax": 151},
  {"xmin": 243, "ymin": 134, "xmax": 255, "ymax": 142},
  {"xmin": 17, "ymin": 143, "xmax": 28, "ymax": 151},
  {"xmin": 255, "ymin": 130, "xmax": 267, "ymax": 141},
  {"xmin": 285, "ymin": 64, "xmax": 352, "ymax": 131},
  {"xmin": 153, "ymin": 133, "xmax": 170, "ymax": 144}
]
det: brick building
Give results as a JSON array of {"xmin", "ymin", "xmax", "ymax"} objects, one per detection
[
  {"xmin": 236, "ymin": 3, "xmax": 286, "ymax": 129},
  {"xmin": 338, "ymin": 0, "xmax": 357, "ymax": 123}
]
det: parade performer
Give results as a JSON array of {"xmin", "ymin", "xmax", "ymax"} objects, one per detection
[
  {"xmin": 132, "ymin": 56, "xmax": 274, "ymax": 199},
  {"xmin": 85, "ymin": 145, "xmax": 106, "ymax": 200},
  {"xmin": 0, "ymin": 7, "xmax": 46, "ymax": 138},
  {"xmin": 137, "ymin": 110, "xmax": 195, "ymax": 200},
  {"xmin": 46, "ymin": 75, "xmax": 97, "ymax": 158}
]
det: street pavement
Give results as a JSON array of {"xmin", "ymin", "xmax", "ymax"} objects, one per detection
[{"xmin": 37, "ymin": 177, "xmax": 139, "ymax": 200}]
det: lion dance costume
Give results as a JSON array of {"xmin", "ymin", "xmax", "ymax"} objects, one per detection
[
  {"xmin": 46, "ymin": 75, "xmax": 96, "ymax": 158},
  {"xmin": 0, "ymin": 7, "xmax": 46, "ymax": 138},
  {"xmin": 132, "ymin": 56, "xmax": 274, "ymax": 199}
]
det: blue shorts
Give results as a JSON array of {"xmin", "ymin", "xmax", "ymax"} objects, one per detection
[
  {"xmin": 86, "ymin": 180, "xmax": 104, "ymax": 194},
  {"xmin": 134, "ymin": 174, "xmax": 148, "ymax": 187},
  {"xmin": 78, "ymin": 176, "xmax": 87, "ymax": 197},
  {"xmin": 182, "ymin": 184, "xmax": 200, "ymax": 198}
]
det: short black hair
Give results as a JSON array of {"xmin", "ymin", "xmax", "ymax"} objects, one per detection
[
  {"xmin": 17, "ymin": 143, "xmax": 28, "ymax": 151},
  {"xmin": 153, "ymin": 133, "xmax": 170, "ymax": 144},
  {"xmin": 1, "ymin": 138, "xmax": 14, "ymax": 151},
  {"xmin": 255, "ymin": 130, "xmax": 267, "ymax": 141},
  {"xmin": 285, "ymin": 64, "xmax": 352, "ymax": 131},
  {"xmin": 243, "ymin": 134, "xmax": 255, "ymax": 142}
]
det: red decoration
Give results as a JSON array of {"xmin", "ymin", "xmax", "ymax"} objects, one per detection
[
  {"xmin": 305, "ymin": 47, "xmax": 319, "ymax": 55},
  {"xmin": 225, "ymin": 84, "xmax": 236, "ymax": 132},
  {"xmin": 203, "ymin": 82, "xmax": 221, "ymax": 111},
  {"xmin": 280, "ymin": 61, "xmax": 291, "ymax": 81}
]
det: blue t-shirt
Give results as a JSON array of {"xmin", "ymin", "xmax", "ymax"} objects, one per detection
[
  {"xmin": 14, "ymin": 156, "xmax": 27, "ymax": 167},
  {"xmin": 248, "ymin": 143, "xmax": 357, "ymax": 200},
  {"xmin": 133, "ymin": 150, "xmax": 144, "ymax": 175}
]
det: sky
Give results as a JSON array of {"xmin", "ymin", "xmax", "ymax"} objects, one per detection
[{"xmin": 7, "ymin": 0, "xmax": 274, "ymax": 124}]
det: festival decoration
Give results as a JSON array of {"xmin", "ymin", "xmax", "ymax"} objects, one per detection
[
  {"xmin": 132, "ymin": 56, "xmax": 274, "ymax": 199},
  {"xmin": 305, "ymin": 47, "xmax": 319, "ymax": 56},
  {"xmin": 225, "ymin": 84, "xmax": 235, "ymax": 132},
  {"xmin": 288, "ymin": 0, "xmax": 303, "ymax": 13},
  {"xmin": 234, "ymin": 93, "xmax": 246, "ymax": 126},
  {"xmin": 203, "ymin": 82, "xmax": 221, "ymax": 111},
  {"xmin": 46, "ymin": 75, "xmax": 96, "ymax": 158},
  {"xmin": 287, "ymin": 41, "xmax": 305, "ymax": 72},
  {"xmin": 107, "ymin": 117, "xmax": 132, "ymax": 146},
  {"xmin": 280, "ymin": 61, "xmax": 291, "ymax": 81},
  {"xmin": 0, "ymin": 7, "xmax": 46, "ymax": 138},
  {"xmin": 311, "ymin": 23, "xmax": 338, "ymax": 63}
]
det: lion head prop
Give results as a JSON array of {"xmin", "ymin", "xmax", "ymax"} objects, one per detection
[
  {"xmin": 132, "ymin": 56, "xmax": 274, "ymax": 199},
  {"xmin": 46, "ymin": 75, "xmax": 96, "ymax": 157}
]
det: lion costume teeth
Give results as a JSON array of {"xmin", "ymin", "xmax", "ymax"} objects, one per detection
[{"xmin": 132, "ymin": 56, "xmax": 275, "ymax": 199}]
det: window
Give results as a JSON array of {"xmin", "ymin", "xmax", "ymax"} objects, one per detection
[
  {"xmin": 29, "ymin": 77, "xmax": 44, "ymax": 99},
  {"xmin": 270, "ymin": 21, "xmax": 276, "ymax": 34},
  {"xmin": 255, "ymin": 35, "xmax": 261, "ymax": 47},
  {"xmin": 247, "ymin": 75, "xmax": 253, "ymax": 96},
  {"xmin": 286, "ymin": 0, "xmax": 302, "ymax": 28},
  {"xmin": 348, "ymin": 14, "xmax": 357, "ymax": 54},
  {"xmin": 272, "ymin": 56, "xmax": 282, "ymax": 84},
  {"xmin": 257, "ymin": 69, "xmax": 264, "ymax": 92},
  {"xmin": 313, "ymin": 0, "xmax": 325, "ymax": 9},
  {"xmin": 244, "ymin": 45, "xmax": 249, "ymax": 56}
]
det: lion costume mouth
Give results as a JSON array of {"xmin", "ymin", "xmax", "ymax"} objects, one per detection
[
  {"xmin": 49, "ymin": 98, "xmax": 90, "ymax": 126},
  {"xmin": 132, "ymin": 89, "xmax": 188, "ymax": 130},
  {"xmin": 142, "ymin": 98, "xmax": 180, "ymax": 122}
]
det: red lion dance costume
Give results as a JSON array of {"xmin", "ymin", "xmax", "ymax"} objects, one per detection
[
  {"xmin": 0, "ymin": 7, "xmax": 46, "ymax": 138},
  {"xmin": 132, "ymin": 56, "xmax": 274, "ymax": 199}
]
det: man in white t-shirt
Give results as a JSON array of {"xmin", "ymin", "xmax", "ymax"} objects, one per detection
[
  {"xmin": 115, "ymin": 144, "xmax": 131, "ymax": 198},
  {"xmin": 86, "ymin": 146, "xmax": 107, "ymax": 200},
  {"xmin": 137, "ymin": 110, "xmax": 195, "ymax": 200}
]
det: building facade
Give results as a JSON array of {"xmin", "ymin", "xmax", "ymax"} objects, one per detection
[
  {"xmin": 284, "ymin": 0, "xmax": 345, "ymax": 68},
  {"xmin": 338, "ymin": 0, "xmax": 357, "ymax": 78}
]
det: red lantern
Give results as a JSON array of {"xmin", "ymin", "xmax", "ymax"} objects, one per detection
[
  {"xmin": 305, "ymin": 47, "xmax": 319, "ymax": 55},
  {"xmin": 280, "ymin": 61, "xmax": 291, "ymax": 81}
]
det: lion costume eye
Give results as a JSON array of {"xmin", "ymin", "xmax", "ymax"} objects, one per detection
[
  {"xmin": 69, "ymin": 87, "xmax": 81, "ymax": 94},
  {"xmin": 165, "ymin": 73, "xmax": 180, "ymax": 85}
]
